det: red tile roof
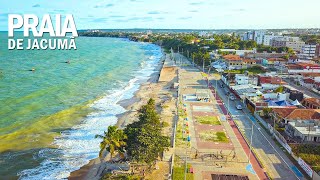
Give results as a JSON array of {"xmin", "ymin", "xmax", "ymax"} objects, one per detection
[
  {"xmin": 300, "ymin": 73, "xmax": 320, "ymax": 77},
  {"xmin": 303, "ymin": 78, "xmax": 315, "ymax": 84},
  {"xmin": 272, "ymin": 108, "xmax": 296, "ymax": 118},
  {"xmin": 259, "ymin": 76, "xmax": 286, "ymax": 85},
  {"xmin": 267, "ymin": 58, "xmax": 287, "ymax": 61},
  {"xmin": 302, "ymin": 98, "xmax": 320, "ymax": 107},
  {"xmin": 223, "ymin": 54, "xmax": 241, "ymax": 61},
  {"xmin": 273, "ymin": 108, "xmax": 320, "ymax": 120},
  {"xmin": 286, "ymin": 109, "xmax": 320, "ymax": 120}
]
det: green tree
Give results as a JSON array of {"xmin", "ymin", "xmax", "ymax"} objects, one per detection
[
  {"xmin": 95, "ymin": 125, "xmax": 127, "ymax": 159},
  {"xmin": 124, "ymin": 99, "xmax": 170, "ymax": 164}
]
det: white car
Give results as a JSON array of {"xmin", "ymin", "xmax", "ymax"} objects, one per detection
[
  {"xmin": 229, "ymin": 95, "xmax": 235, "ymax": 101},
  {"xmin": 236, "ymin": 104, "xmax": 243, "ymax": 110}
]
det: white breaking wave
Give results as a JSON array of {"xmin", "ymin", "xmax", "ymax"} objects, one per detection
[{"xmin": 18, "ymin": 44, "xmax": 162, "ymax": 180}]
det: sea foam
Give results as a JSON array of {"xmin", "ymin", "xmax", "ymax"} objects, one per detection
[{"xmin": 18, "ymin": 43, "xmax": 162, "ymax": 179}]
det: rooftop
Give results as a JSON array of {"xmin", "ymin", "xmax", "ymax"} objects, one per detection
[
  {"xmin": 267, "ymin": 58, "xmax": 287, "ymax": 61},
  {"xmin": 302, "ymin": 98, "xmax": 320, "ymax": 107},
  {"xmin": 223, "ymin": 54, "xmax": 241, "ymax": 61},
  {"xmin": 272, "ymin": 108, "xmax": 320, "ymax": 120},
  {"xmin": 288, "ymin": 120, "xmax": 320, "ymax": 136},
  {"xmin": 272, "ymin": 107, "xmax": 296, "ymax": 118},
  {"xmin": 303, "ymin": 78, "xmax": 315, "ymax": 84},
  {"xmin": 286, "ymin": 109, "xmax": 320, "ymax": 120}
]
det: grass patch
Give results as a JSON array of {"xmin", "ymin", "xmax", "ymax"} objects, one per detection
[
  {"xmin": 199, "ymin": 131, "xmax": 229, "ymax": 143},
  {"xmin": 195, "ymin": 116, "xmax": 221, "ymax": 125},
  {"xmin": 162, "ymin": 121, "xmax": 170, "ymax": 128},
  {"xmin": 173, "ymin": 164, "xmax": 194, "ymax": 180},
  {"xmin": 291, "ymin": 144, "xmax": 320, "ymax": 172},
  {"xmin": 201, "ymin": 72, "xmax": 208, "ymax": 77},
  {"xmin": 162, "ymin": 105, "xmax": 169, "ymax": 108}
]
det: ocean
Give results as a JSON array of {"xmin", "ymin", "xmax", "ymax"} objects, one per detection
[{"xmin": 0, "ymin": 32, "xmax": 162, "ymax": 179}]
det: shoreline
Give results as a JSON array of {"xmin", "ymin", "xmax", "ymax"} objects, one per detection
[
  {"xmin": 116, "ymin": 61, "xmax": 163, "ymax": 128},
  {"xmin": 68, "ymin": 51, "xmax": 166, "ymax": 180}
]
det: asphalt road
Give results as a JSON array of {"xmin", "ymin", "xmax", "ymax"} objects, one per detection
[
  {"xmin": 283, "ymin": 78, "xmax": 320, "ymax": 99},
  {"xmin": 211, "ymin": 79, "xmax": 304, "ymax": 180}
]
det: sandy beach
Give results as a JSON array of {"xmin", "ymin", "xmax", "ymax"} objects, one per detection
[{"xmin": 69, "ymin": 52, "xmax": 178, "ymax": 180}]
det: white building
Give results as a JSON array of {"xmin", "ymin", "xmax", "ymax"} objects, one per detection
[
  {"xmin": 271, "ymin": 36, "xmax": 305, "ymax": 52},
  {"xmin": 286, "ymin": 120, "xmax": 320, "ymax": 142},
  {"xmin": 241, "ymin": 31, "xmax": 254, "ymax": 41},
  {"xmin": 263, "ymin": 35, "xmax": 283, "ymax": 46},
  {"xmin": 254, "ymin": 31, "xmax": 265, "ymax": 45},
  {"xmin": 300, "ymin": 44, "xmax": 317, "ymax": 60},
  {"xmin": 215, "ymin": 49, "xmax": 256, "ymax": 56},
  {"xmin": 235, "ymin": 74, "xmax": 249, "ymax": 85}
]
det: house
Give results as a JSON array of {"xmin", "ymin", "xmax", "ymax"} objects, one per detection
[
  {"xmin": 242, "ymin": 59, "xmax": 257, "ymax": 68},
  {"xmin": 235, "ymin": 74, "xmax": 249, "ymax": 85},
  {"xmin": 271, "ymin": 108, "xmax": 320, "ymax": 124},
  {"xmin": 286, "ymin": 120, "xmax": 320, "ymax": 142},
  {"xmin": 287, "ymin": 63, "xmax": 320, "ymax": 73},
  {"xmin": 262, "ymin": 58, "xmax": 287, "ymax": 67},
  {"xmin": 271, "ymin": 107, "xmax": 297, "ymax": 123},
  {"xmin": 302, "ymin": 98, "xmax": 320, "ymax": 109},
  {"xmin": 299, "ymin": 78, "xmax": 315, "ymax": 89},
  {"xmin": 283, "ymin": 85, "xmax": 304, "ymax": 101},
  {"xmin": 257, "ymin": 75, "xmax": 286, "ymax": 90},
  {"xmin": 222, "ymin": 55, "xmax": 243, "ymax": 70},
  {"xmin": 245, "ymin": 51, "xmax": 287, "ymax": 59}
]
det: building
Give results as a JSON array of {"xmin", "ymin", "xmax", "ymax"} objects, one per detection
[
  {"xmin": 283, "ymin": 85, "xmax": 304, "ymax": 101},
  {"xmin": 222, "ymin": 54, "xmax": 243, "ymax": 70},
  {"xmin": 216, "ymin": 49, "xmax": 256, "ymax": 57},
  {"xmin": 299, "ymin": 44, "xmax": 317, "ymax": 60},
  {"xmin": 299, "ymin": 78, "xmax": 315, "ymax": 89},
  {"xmin": 263, "ymin": 34, "xmax": 283, "ymax": 46},
  {"xmin": 271, "ymin": 37, "xmax": 305, "ymax": 52},
  {"xmin": 316, "ymin": 44, "xmax": 320, "ymax": 57},
  {"xmin": 257, "ymin": 75, "xmax": 286, "ymax": 90},
  {"xmin": 242, "ymin": 59, "xmax": 257, "ymax": 68},
  {"xmin": 287, "ymin": 63, "xmax": 320, "ymax": 73},
  {"xmin": 245, "ymin": 51, "xmax": 287, "ymax": 59},
  {"xmin": 262, "ymin": 58, "xmax": 287, "ymax": 67},
  {"xmin": 235, "ymin": 74, "xmax": 249, "ymax": 85},
  {"xmin": 271, "ymin": 108, "xmax": 320, "ymax": 124},
  {"xmin": 254, "ymin": 31, "xmax": 265, "ymax": 45},
  {"xmin": 302, "ymin": 98, "xmax": 320, "ymax": 109},
  {"xmin": 241, "ymin": 31, "xmax": 254, "ymax": 41},
  {"xmin": 286, "ymin": 120, "xmax": 320, "ymax": 142}
]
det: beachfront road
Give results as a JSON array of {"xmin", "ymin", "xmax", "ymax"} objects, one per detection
[{"xmin": 211, "ymin": 79, "xmax": 304, "ymax": 180}]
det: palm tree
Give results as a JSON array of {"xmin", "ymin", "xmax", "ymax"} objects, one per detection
[{"xmin": 95, "ymin": 125, "xmax": 127, "ymax": 159}]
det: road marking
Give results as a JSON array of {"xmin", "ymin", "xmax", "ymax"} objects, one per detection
[{"xmin": 246, "ymin": 164, "xmax": 257, "ymax": 175}]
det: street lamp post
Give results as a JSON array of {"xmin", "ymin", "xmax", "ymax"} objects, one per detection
[{"xmin": 202, "ymin": 58, "xmax": 205, "ymax": 72}]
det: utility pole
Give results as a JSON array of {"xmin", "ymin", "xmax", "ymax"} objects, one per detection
[{"xmin": 203, "ymin": 58, "xmax": 205, "ymax": 72}]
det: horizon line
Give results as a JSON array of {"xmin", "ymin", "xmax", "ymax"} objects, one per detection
[{"xmin": 1, "ymin": 27, "xmax": 320, "ymax": 32}]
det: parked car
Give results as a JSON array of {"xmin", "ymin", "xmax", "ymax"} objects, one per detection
[
  {"xmin": 229, "ymin": 95, "xmax": 235, "ymax": 101},
  {"xmin": 236, "ymin": 104, "xmax": 243, "ymax": 110}
]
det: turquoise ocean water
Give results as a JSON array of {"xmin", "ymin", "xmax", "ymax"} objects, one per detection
[{"xmin": 0, "ymin": 32, "xmax": 162, "ymax": 179}]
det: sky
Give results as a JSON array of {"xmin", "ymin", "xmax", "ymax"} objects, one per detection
[{"xmin": 1, "ymin": 0, "xmax": 320, "ymax": 30}]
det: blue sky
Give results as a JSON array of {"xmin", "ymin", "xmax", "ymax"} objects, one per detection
[{"xmin": 1, "ymin": 0, "xmax": 320, "ymax": 30}]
